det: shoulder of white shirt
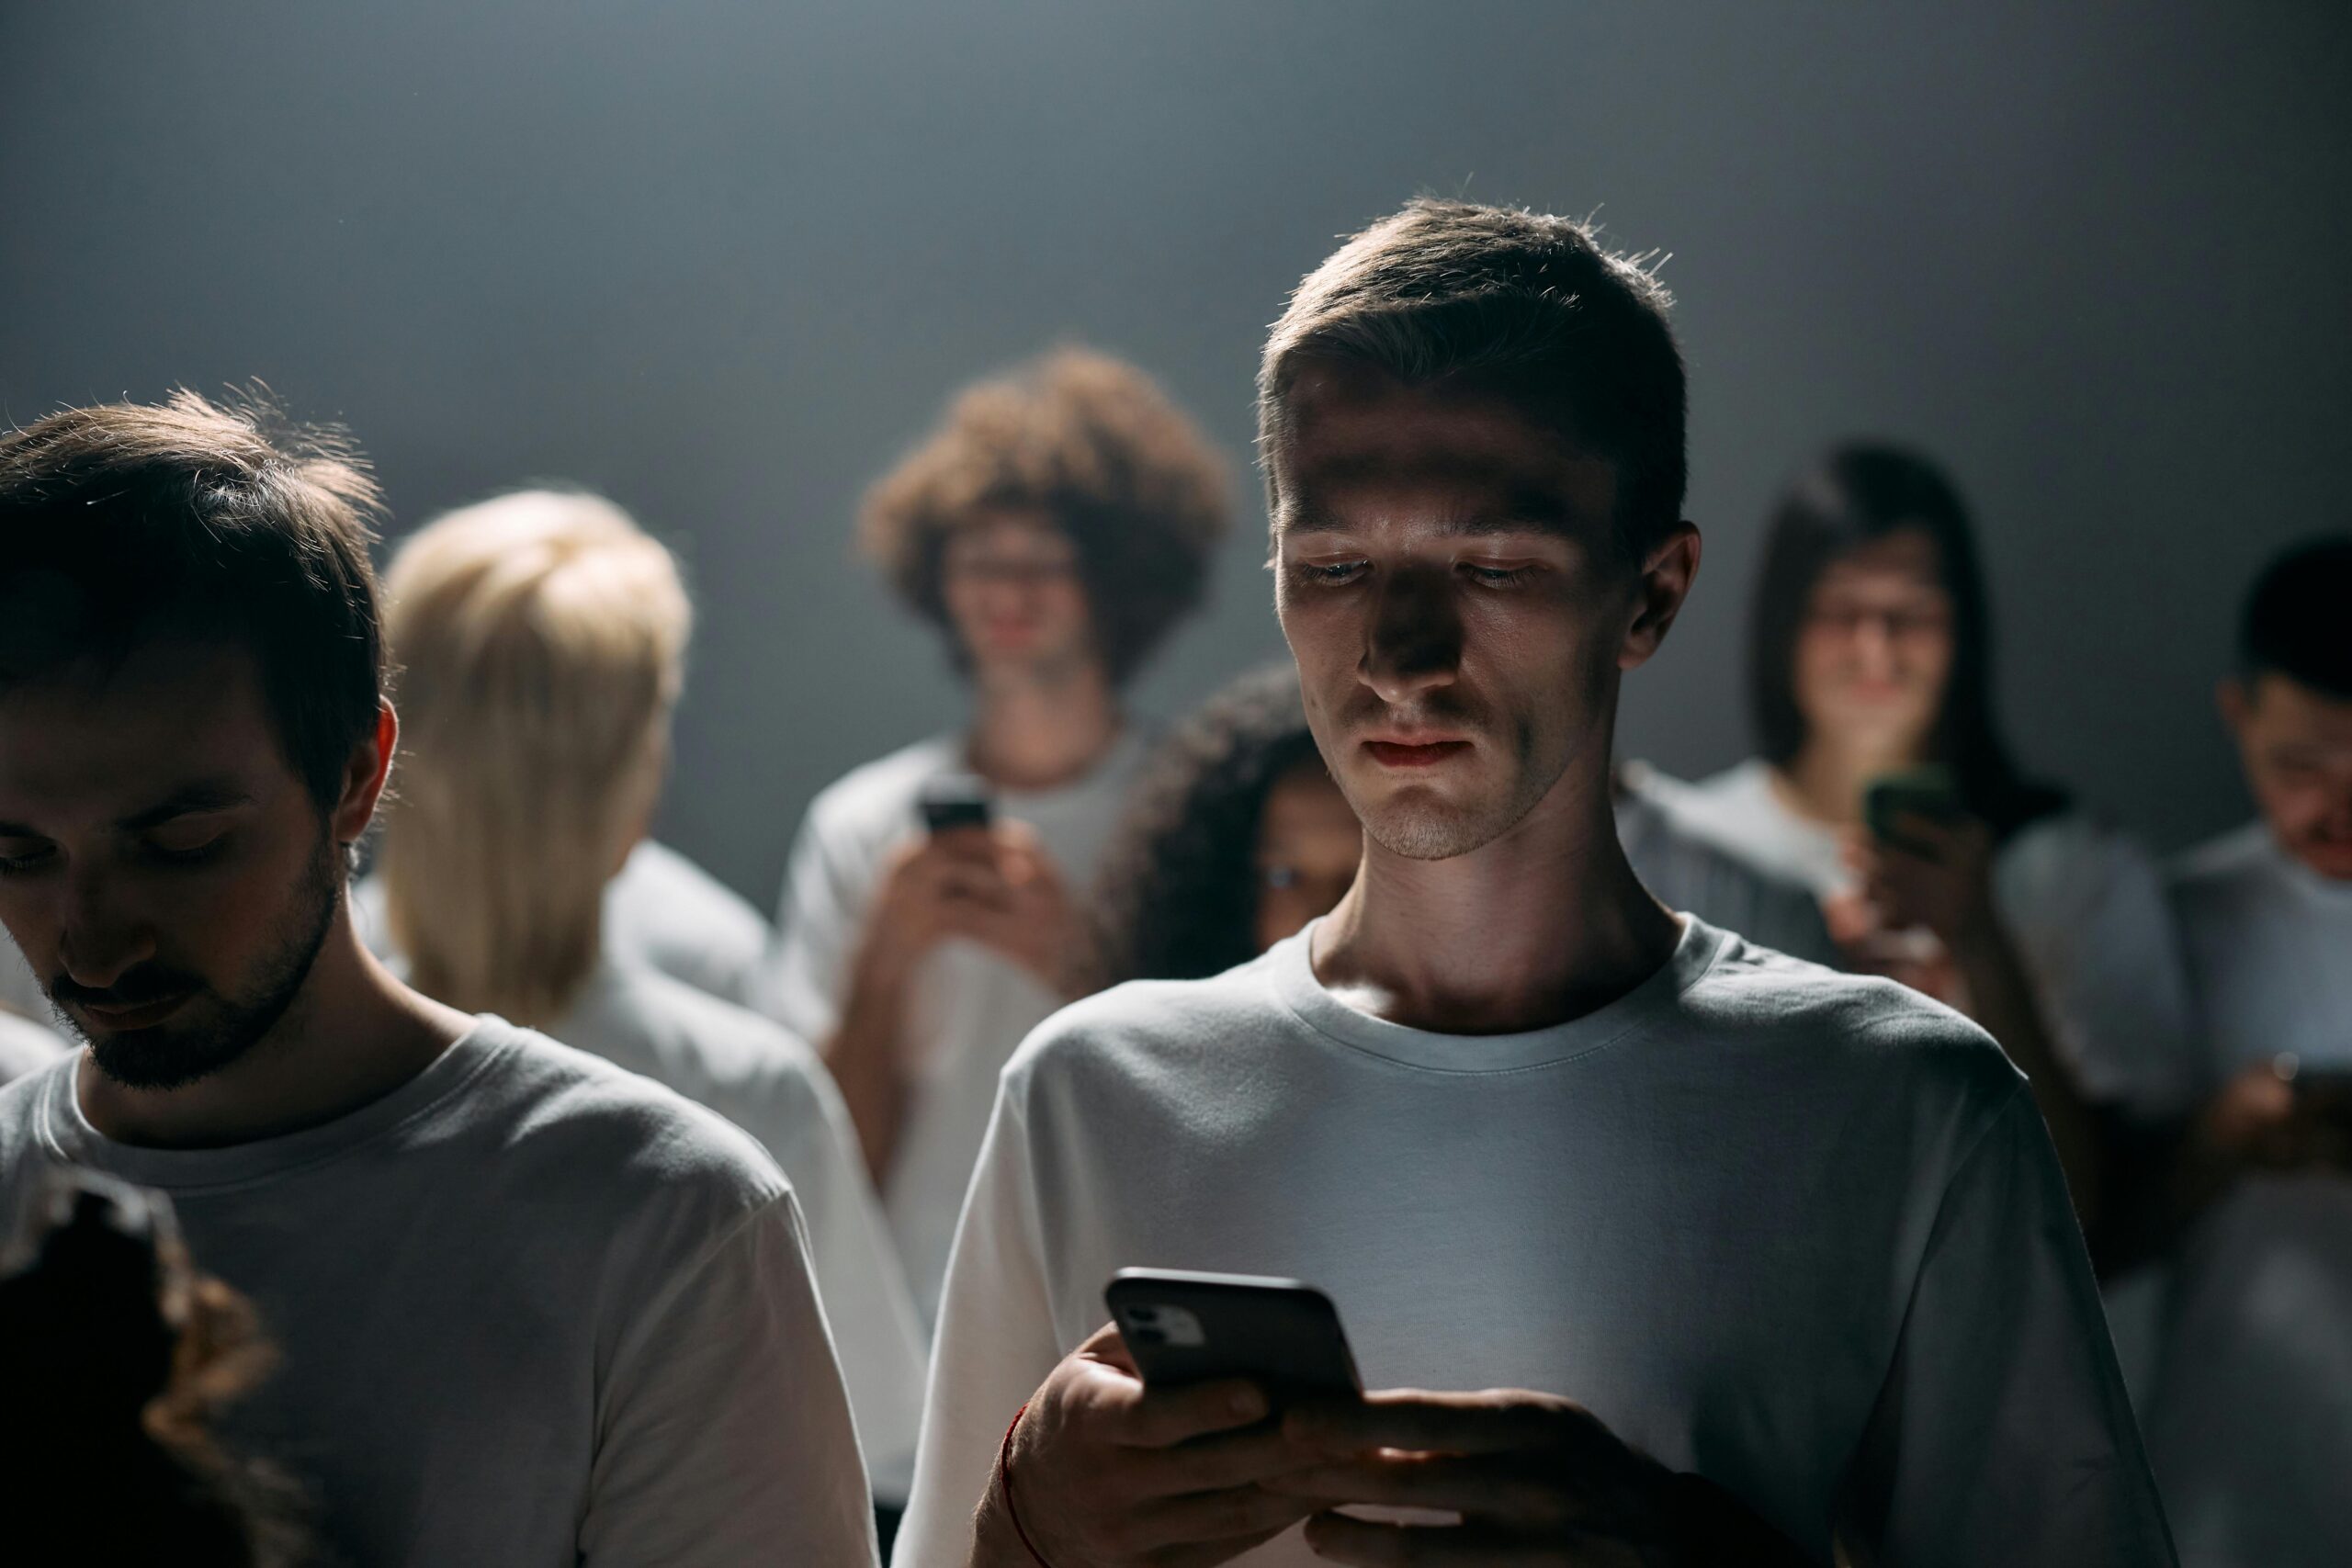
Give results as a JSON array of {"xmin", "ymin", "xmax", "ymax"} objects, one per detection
[
  {"xmin": 460, "ymin": 1016, "xmax": 801, "ymax": 1211},
  {"xmin": 2165, "ymin": 819, "xmax": 2275, "ymax": 891},
  {"xmin": 618, "ymin": 840, "xmax": 771, "ymax": 938}
]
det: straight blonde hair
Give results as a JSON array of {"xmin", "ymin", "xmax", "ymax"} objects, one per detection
[{"xmin": 377, "ymin": 491, "xmax": 691, "ymax": 1025}]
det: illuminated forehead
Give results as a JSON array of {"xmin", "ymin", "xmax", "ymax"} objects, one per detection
[
  {"xmin": 0, "ymin": 639, "xmax": 298, "ymax": 831},
  {"xmin": 1272, "ymin": 362, "xmax": 1616, "ymax": 539}
]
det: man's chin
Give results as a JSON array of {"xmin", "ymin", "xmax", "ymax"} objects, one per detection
[
  {"xmin": 87, "ymin": 1022, "xmax": 260, "ymax": 1093},
  {"xmin": 1357, "ymin": 796, "xmax": 1513, "ymax": 862}
]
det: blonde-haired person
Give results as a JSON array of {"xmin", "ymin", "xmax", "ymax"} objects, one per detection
[
  {"xmin": 349, "ymin": 511, "xmax": 771, "ymax": 1012},
  {"xmin": 374, "ymin": 489, "xmax": 927, "ymax": 1516}
]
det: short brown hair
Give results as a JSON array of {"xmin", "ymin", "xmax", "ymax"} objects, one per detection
[
  {"xmin": 0, "ymin": 389, "xmax": 387, "ymax": 812},
  {"xmin": 1258, "ymin": 197, "xmax": 1687, "ymax": 558},
  {"xmin": 859, "ymin": 346, "xmax": 1232, "ymax": 685}
]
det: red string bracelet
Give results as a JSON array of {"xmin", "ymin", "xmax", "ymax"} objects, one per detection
[{"xmin": 999, "ymin": 1401, "xmax": 1053, "ymax": 1568}]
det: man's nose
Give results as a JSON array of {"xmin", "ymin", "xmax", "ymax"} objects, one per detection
[
  {"xmin": 55, "ymin": 874, "xmax": 157, "ymax": 989},
  {"xmin": 1360, "ymin": 567, "xmax": 1464, "ymax": 705}
]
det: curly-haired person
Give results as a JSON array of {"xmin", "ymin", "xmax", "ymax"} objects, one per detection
[
  {"xmin": 761, "ymin": 347, "xmax": 1231, "ymax": 1335},
  {"xmin": 1091, "ymin": 665, "xmax": 1359, "ymax": 987}
]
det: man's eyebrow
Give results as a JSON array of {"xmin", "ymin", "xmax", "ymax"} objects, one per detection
[{"xmin": 118, "ymin": 783, "xmax": 255, "ymax": 832}]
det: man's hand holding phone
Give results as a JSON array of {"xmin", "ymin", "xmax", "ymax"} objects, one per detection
[
  {"xmin": 1268, "ymin": 1390, "xmax": 1721, "ymax": 1566},
  {"xmin": 977, "ymin": 1323, "xmax": 1322, "ymax": 1568},
  {"xmin": 1010, "ymin": 1271, "xmax": 1811, "ymax": 1568}
]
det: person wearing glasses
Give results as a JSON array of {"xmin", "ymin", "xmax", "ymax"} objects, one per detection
[{"xmin": 762, "ymin": 348, "xmax": 1231, "ymax": 1337}]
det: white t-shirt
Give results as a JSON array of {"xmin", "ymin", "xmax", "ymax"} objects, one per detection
[
  {"xmin": 0, "ymin": 1008, "xmax": 63, "ymax": 1085},
  {"xmin": 351, "ymin": 839, "xmax": 772, "ymax": 1010},
  {"xmin": 2163, "ymin": 821, "xmax": 2352, "ymax": 1081},
  {"xmin": 605, "ymin": 840, "xmax": 775, "ymax": 1010},
  {"xmin": 899, "ymin": 918, "xmax": 2171, "ymax": 1567},
  {"xmin": 1614, "ymin": 764, "xmax": 1838, "ymax": 964},
  {"xmin": 764, "ymin": 728, "xmax": 1150, "ymax": 1327},
  {"xmin": 2141, "ymin": 823, "xmax": 2352, "ymax": 1568},
  {"xmin": 548, "ymin": 958, "xmax": 928, "ymax": 1501},
  {"xmin": 0, "ymin": 1022, "xmax": 877, "ymax": 1567},
  {"xmin": 1649, "ymin": 760, "xmax": 2198, "ymax": 1117}
]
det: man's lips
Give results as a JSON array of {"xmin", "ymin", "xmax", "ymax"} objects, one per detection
[
  {"xmin": 72, "ymin": 990, "xmax": 195, "ymax": 1032},
  {"xmin": 1363, "ymin": 739, "xmax": 1472, "ymax": 769}
]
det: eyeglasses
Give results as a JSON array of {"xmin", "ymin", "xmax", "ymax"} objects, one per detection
[{"xmin": 1802, "ymin": 602, "xmax": 1953, "ymax": 640}]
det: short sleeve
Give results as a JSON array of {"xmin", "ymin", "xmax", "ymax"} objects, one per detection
[
  {"xmin": 892, "ymin": 1087, "xmax": 1068, "ymax": 1568},
  {"xmin": 582, "ymin": 1193, "xmax": 879, "ymax": 1566},
  {"xmin": 1834, "ymin": 1089, "xmax": 2176, "ymax": 1567},
  {"xmin": 1995, "ymin": 818, "xmax": 2199, "ymax": 1121},
  {"xmin": 756, "ymin": 1045, "xmax": 930, "ymax": 1499}
]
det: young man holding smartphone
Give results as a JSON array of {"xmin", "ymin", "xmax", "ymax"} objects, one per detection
[
  {"xmin": 2141, "ymin": 535, "xmax": 2352, "ymax": 1566},
  {"xmin": 896, "ymin": 200, "xmax": 2172, "ymax": 1567}
]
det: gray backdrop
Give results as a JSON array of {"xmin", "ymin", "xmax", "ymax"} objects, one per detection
[{"xmin": 5, "ymin": 1, "xmax": 2346, "ymax": 908}]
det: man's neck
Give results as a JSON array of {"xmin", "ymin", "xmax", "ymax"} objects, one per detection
[
  {"xmin": 966, "ymin": 660, "xmax": 1121, "ymax": 793},
  {"xmin": 1310, "ymin": 762, "xmax": 1680, "ymax": 1036},
  {"xmin": 1776, "ymin": 735, "xmax": 1920, "ymax": 827},
  {"xmin": 76, "ymin": 919, "xmax": 473, "ymax": 1150}
]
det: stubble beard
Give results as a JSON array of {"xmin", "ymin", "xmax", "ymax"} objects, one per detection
[{"xmin": 80, "ymin": 835, "xmax": 343, "ymax": 1093}]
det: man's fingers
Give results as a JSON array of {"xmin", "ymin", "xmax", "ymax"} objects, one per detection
[
  {"xmin": 1264, "ymin": 1454, "xmax": 1570, "ymax": 1521},
  {"xmin": 1074, "ymin": 1319, "xmax": 1132, "ymax": 1365},
  {"xmin": 1138, "ymin": 1481, "xmax": 1323, "ymax": 1544},
  {"xmin": 1151, "ymin": 1417, "xmax": 1322, "ymax": 1494},
  {"xmin": 1286, "ymin": 1391, "xmax": 1563, "ymax": 1456},
  {"xmin": 1118, "ymin": 1375, "xmax": 1273, "ymax": 1449}
]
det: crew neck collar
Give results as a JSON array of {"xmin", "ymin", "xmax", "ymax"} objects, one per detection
[
  {"xmin": 1268, "ymin": 914, "xmax": 1726, "ymax": 1074},
  {"xmin": 34, "ymin": 1019, "xmax": 516, "ymax": 1194}
]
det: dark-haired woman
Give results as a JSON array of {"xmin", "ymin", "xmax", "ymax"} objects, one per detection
[
  {"xmin": 1092, "ymin": 666, "xmax": 1358, "ymax": 985},
  {"xmin": 1649, "ymin": 443, "xmax": 2196, "ymax": 1228}
]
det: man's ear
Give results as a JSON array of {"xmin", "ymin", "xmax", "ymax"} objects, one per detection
[
  {"xmin": 334, "ymin": 702, "xmax": 399, "ymax": 846},
  {"xmin": 1620, "ymin": 522, "xmax": 1702, "ymax": 671}
]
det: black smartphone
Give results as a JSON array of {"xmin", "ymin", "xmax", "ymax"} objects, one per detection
[
  {"xmin": 917, "ymin": 773, "xmax": 993, "ymax": 835},
  {"xmin": 1105, "ymin": 1267, "xmax": 1362, "ymax": 1397},
  {"xmin": 1861, "ymin": 764, "xmax": 1964, "ymax": 855}
]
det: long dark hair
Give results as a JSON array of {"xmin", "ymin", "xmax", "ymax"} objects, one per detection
[
  {"xmin": 1747, "ymin": 442, "xmax": 2064, "ymax": 836},
  {"xmin": 1092, "ymin": 665, "xmax": 1327, "ymax": 984}
]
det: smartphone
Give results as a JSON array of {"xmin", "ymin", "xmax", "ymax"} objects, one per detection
[
  {"xmin": 1861, "ymin": 765, "xmax": 1964, "ymax": 855},
  {"xmin": 917, "ymin": 773, "xmax": 993, "ymax": 835},
  {"xmin": 1105, "ymin": 1267, "xmax": 1362, "ymax": 1397}
]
